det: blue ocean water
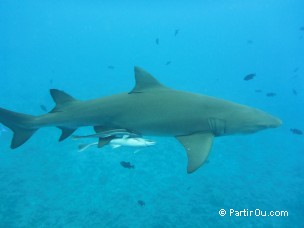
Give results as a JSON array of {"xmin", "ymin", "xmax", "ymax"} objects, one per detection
[{"xmin": 0, "ymin": 0, "xmax": 303, "ymax": 227}]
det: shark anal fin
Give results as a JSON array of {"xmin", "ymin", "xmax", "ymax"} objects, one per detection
[
  {"xmin": 58, "ymin": 127, "xmax": 76, "ymax": 141},
  {"xmin": 176, "ymin": 132, "xmax": 214, "ymax": 174}
]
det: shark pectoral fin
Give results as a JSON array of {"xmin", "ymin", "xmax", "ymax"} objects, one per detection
[
  {"xmin": 58, "ymin": 127, "xmax": 76, "ymax": 141},
  {"xmin": 176, "ymin": 132, "xmax": 214, "ymax": 174}
]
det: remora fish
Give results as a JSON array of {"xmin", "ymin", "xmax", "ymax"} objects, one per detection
[
  {"xmin": 78, "ymin": 136, "xmax": 155, "ymax": 152},
  {"xmin": 0, "ymin": 66, "xmax": 282, "ymax": 173},
  {"xmin": 72, "ymin": 129, "xmax": 140, "ymax": 139},
  {"xmin": 109, "ymin": 135, "xmax": 156, "ymax": 148}
]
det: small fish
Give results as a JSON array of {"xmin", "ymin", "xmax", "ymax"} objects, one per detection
[
  {"xmin": 40, "ymin": 105, "xmax": 47, "ymax": 112},
  {"xmin": 255, "ymin": 89, "xmax": 262, "ymax": 93},
  {"xmin": 292, "ymin": 89, "xmax": 298, "ymax": 95},
  {"xmin": 120, "ymin": 161, "xmax": 135, "ymax": 169},
  {"xmin": 165, "ymin": 61, "xmax": 171, "ymax": 66},
  {"xmin": 266, "ymin": 92, "xmax": 276, "ymax": 97},
  {"xmin": 108, "ymin": 65, "xmax": 115, "ymax": 70},
  {"xmin": 300, "ymin": 26, "xmax": 304, "ymax": 31},
  {"xmin": 293, "ymin": 67, "xmax": 299, "ymax": 73},
  {"xmin": 247, "ymin": 40, "xmax": 253, "ymax": 44},
  {"xmin": 174, "ymin": 29, "xmax": 179, "ymax": 36},
  {"xmin": 137, "ymin": 200, "xmax": 145, "ymax": 206},
  {"xmin": 290, "ymin": 128, "xmax": 303, "ymax": 135},
  {"xmin": 243, "ymin": 73, "xmax": 256, "ymax": 81},
  {"xmin": 155, "ymin": 38, "xmax": 159, "ymax": 45}
]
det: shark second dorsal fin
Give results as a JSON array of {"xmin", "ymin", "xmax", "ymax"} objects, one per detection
[
  {"xmin": 50, "ymin": 89, "xmax": 78, "ymax": 113},
  {"xmin": 50, "ymin": 89, "xmax": 77, "ymax": 105},
  {"xmin": 129, "ymin": 67, "xmax": 167, "ymax": 94}
]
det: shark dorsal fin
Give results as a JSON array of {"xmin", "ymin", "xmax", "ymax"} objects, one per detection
[{"xmin": 129, "ymin": 67, "xmax": 167, "ymax": 94}]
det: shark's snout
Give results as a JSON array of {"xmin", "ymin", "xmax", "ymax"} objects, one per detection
[
  {"xmin": 269, "ymin": 117, "xmax": 282, "ymax": 128},
  {"xmin": 226, "ymin": 108, "xmax": 282, "ymax": 135},
  {"xmin": 260, "ymin": 115, "xmax": 282, "ymax": 129}
]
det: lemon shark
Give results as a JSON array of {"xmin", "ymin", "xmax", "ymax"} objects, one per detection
[{"xmin": 0, "ymin": 67, "xmax": 281, "ymax": 173}]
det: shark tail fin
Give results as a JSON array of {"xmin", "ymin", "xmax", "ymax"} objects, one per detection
[{"xmin": 0, "ymin": 107, "xmax": 37, "ymax": 149}]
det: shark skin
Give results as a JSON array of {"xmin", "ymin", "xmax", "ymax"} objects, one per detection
[{"xmin": 0, "ymin": 67, "xmax": 282, "ymax": 173}]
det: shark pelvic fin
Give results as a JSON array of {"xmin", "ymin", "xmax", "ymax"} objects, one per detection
[
  {"xmin": 129, "ymin": 66, "xmax": 167, "ymax": 94},
  {"xmin": 176, "ymin": 132, "xmax": 214, "ymax": 174}
]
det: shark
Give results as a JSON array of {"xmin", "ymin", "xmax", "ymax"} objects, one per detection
[{"xmin": 0, "ymin": 67, "xmax": 282, "ymax": 173}]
